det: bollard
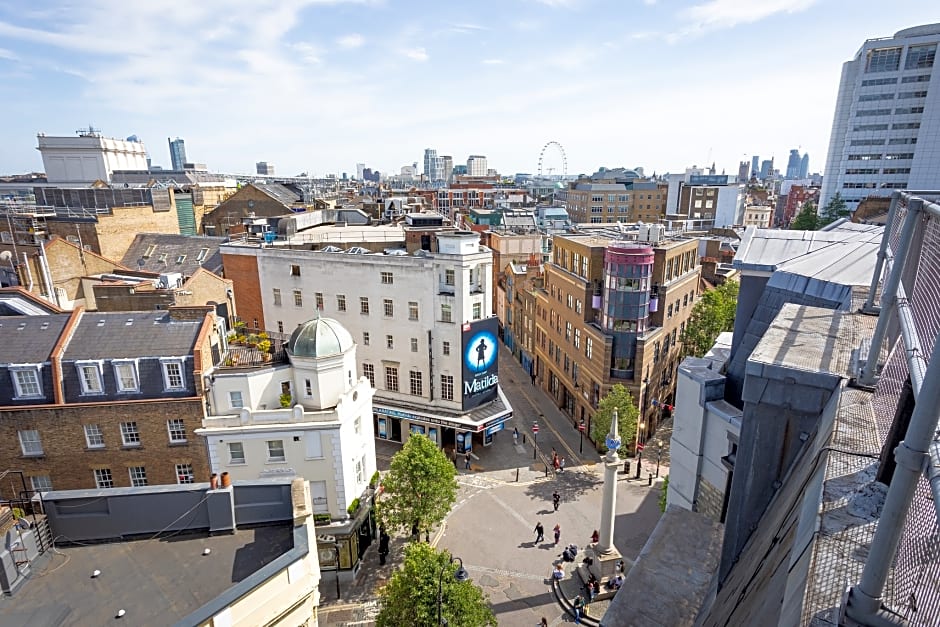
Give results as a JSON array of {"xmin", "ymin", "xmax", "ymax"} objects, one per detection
[
  {"xmin": 624, "ymin": 461, "xmax": 631, "ymax": 476},
  {"xmin": 545, "ymin": 464, "xmax": 549, "ymax": 477},
  {"xmin": 523, "ymin": 433, "xmax": 527, "ymax": 444},
  {"xmin": 648, "ymin": 473, "xmax": 653, "ymax": 486},
  {"xmin": 516, "ymin": 468, "xmax": 520, "ymax": 482}
]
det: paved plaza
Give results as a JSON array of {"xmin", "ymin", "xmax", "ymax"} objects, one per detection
[{"xmin": 318, "ymin": 350, "xmax": 667, "ymax": 625}]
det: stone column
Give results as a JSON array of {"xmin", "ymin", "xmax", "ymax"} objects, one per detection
[{"xmin": 597, "ymin": 408, "xmax": 621, "ymax": 555}]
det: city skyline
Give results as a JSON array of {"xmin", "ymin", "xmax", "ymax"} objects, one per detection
[{"xmin": 0, "ymin": 1, "xmax": 937, "ymax": 178}]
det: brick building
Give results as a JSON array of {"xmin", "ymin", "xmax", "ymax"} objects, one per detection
[
  {"xmin": 533, "ymin": 225, "xmax": 700, "ymax": 445},
  {"xmin": 201, "ymin": 183, "xmax": 310, "ymax": 236},
  {"xmin": 565, "ymin": 180, "xmax": 667, "ymax": 224},
  {"xmin": 0, "ymin": 307, "xmax": 223, "ymax": 492}
]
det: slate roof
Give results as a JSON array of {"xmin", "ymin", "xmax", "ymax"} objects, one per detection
[
  {"xmin": 0, "ymin": 287, "xmax": 63, "ymax": 316},
  {"xmin": 0, "ymin": 314, "xmax": 72, "ymax": 363},
  {"xmin": 733, "ymin": 225, "xmax": 883, "ymax": 274},
  {"xmin": 121, "ymin": 233, "xmax": 226, "ymax": 276},
  {"xmin": 63, "ymin": 312, "xmax": 204, "ymax": 360},
  {"xmin": 255, "ymin": 183, "xmax": 302, "ymax": 206}
]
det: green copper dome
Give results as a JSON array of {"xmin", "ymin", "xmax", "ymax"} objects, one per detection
[{"xmin": 288, "ymin": 315, "xmax": 354, "ymax": 358}]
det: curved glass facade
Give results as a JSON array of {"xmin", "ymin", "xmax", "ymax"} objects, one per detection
[{"xmin": 602, "ymin": 244, "xmax": 654, "ymax": 379}]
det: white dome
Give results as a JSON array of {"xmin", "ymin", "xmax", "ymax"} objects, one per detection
[{"xmin": 288, "ymin": 316, "xmax": 354, "ymax": 358}]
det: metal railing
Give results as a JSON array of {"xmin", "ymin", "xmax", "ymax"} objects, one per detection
[{"xmin": 844, "ymin": 191, "xmax": 940, "ymax": 626}]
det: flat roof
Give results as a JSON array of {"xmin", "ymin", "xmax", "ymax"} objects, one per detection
[{"xmin": 0, "ymin": 525, "xmax": 294, "ymax": 626}]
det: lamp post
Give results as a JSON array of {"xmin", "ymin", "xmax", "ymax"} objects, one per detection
[
  {"xmin": 655, "ymin": 439, "xmax": 664, "ymax": 478},
  {"xmin": 333, "ymin": 541, "xmax": 342, "ymax": 600},
  {"xmin": 578, "ymin": 418, "xmax": 585, "ymax": 454},
  {"xmin": 635, "ymin": 420, "xmax": 645, "ymax": 479},
  {"xmin": 437, "ymin": 555, "xmax": 470, "ymax": 626}
]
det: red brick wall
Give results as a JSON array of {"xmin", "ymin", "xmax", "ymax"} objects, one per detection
[{"xmin": 222, "ymin": 252, "xmax": 264, "ymax": 332}]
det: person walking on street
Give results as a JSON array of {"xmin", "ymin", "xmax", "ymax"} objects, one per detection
[
  {"xmin": 552, "ymin": 491, "xmax": 560, "ymax": 511},
  {"xmin": 553, "ymin": 523, "xmax": 561, "ymax": 545},
  {"xmin": 378, "ymin": 528, "xmax": 390, "ymax": 566},
  {"xmin": 573, "ymin": 593, "xmax": 585, "ymax": 624},
  {"xmin": 559, "ymin": 457, "xmax": 566, "ymax": 473},
  {"xmin": 513, "ymin": 427, "xmax": 519, "ymax": 445},
  {"xmin": 590, "ymin": 529, "xmax": 599, "ymax": 544},
  {"xmin": 540, "ymin": 618, "xmax": 549, "ymax": 627},
  {"xmin": 464, "ymin": 451, "xmax": 472, "ymax": 470},
  {"xmin": 553, "ymin": 456, "xmax": 560, "ymax": 472},
  {"xmin": 534, "ymin": 521, "xmax": 544, "ymax": 543}
]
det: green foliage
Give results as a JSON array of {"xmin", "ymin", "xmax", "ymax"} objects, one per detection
[
  {"xmin": 279, "ymin": 392, "xmax": 293, "ymax": 408},
  {"xmin": 370, "ymin": 471, "xmax": 381, "ymax": 488},
  {"xmin": 659, "ymin": 475, "xmax": 669, "ymax": 513},
  {"xmin": 790, "ymin": 201, "xmax": 819, "ymax": 230},
  {"xmin": 347, "ymin": 497, "xmax": 361, "ymax": 516},
  {"xmin": 12, "ymin": 507, "xmax": 25, "ymax": 519},
  {"xmin": 819, "ymin": 193, "xmax": 850, "ymax": 227},
  {"xmin": 680, "ymin": 280, "xmax": 739, "ymax": 358},
  {"xmin": 590, "ymin": 384, "xmax": 638, "ymax": 456},
  {"xmin": 376, "ymin": 543, "xmax": 496, "ymax": 627},
  {"xmin": 377, "ymin": 435, "xmax": 457, "ymax": 537}
]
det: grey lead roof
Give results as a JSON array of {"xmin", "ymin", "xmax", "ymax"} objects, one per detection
[
  {"xmin": 0, "ymin": 314, "xmax": 72, "ymax": 363},
  {"xmin": 63, "ymin": 312, "xmax": 204, "ymax": 360}
]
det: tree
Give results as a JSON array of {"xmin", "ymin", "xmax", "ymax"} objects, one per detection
[
  {"xmin": 377, "ymin": 542, "xmax": 496, "ymax": 627},
  {"xmin": 680, "ymin": 279, "xmax": 739, "ymax": 358},
  {"xmin": 819, "ymin": 192, "xmax": 849, "ymax": 227},
  {"xmin": 590, "ymin": 384, "xmax": 639, "ymax": 456},
  {"xmin": 377, "ymin": 434, "xmax": 457, "ymax": 539},
  {"xmin": 790, "ymin": 201, "xmax": 819, "ymax": 230}
]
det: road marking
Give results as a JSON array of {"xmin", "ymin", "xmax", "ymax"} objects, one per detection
[
  {"xmin": 489, "ymin": 491, "xmax": 534, "ymax": 529},
  {"xmin": 463, "ymin": 563, "xmax": 547, "ymax": 582}
]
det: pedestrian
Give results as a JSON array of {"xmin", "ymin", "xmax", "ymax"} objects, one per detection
[
  {"xmin": 552, "ymin": 491, "xmax": 560, "ymax": 512},
  {"xmin": 513, "ymin": 427, "xmax": 519, "ymax": 445},
  {"xmin": 590, "ymin": 529, "xmax": 599, "ymax": 544},
  {"xmin": 551, "ymin": 447, "xmax": 557, "ymax": 460},
  {"xmin": 553, "ymin": 456, "xmax": 560, "ymax": 472},
  {"xmin": 553, "ymin": 523, "xmax": 561, "ymax": 545},
  {"xmin": 551, "ymin": 563, "xmax": 564, "ymax": 579},
  {"xmin": 573, "ymin": 593, "xmax": 585, "ymax": 624},
  {"xmin": 378, "ymin": 528, "xmax": 390, "ymax": 566},
  {"xmin": 559, "ymin": 457, "xmax": 566, "ymax": 473},
  {"xmin": 616, "ymin": 558, "xmax": 625, "ymax": 573},
  {"xmin": 540, "ymin": 618, "xmax": 549, "ymax": 627},
  {"xmin": 465, "ymin": 451, "xmax": 472, "ymax": 470},
  {"xmin": 534, "ymin": 521, "xmax": 544, "ymax": 543}
]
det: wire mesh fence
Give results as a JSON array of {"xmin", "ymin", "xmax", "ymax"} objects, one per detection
[{"xmin": 872, "ymin": 192, "xmax": 940, "ymax": 625}]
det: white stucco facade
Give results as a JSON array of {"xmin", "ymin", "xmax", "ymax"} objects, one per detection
[
  {"xmin": 197, "ymin": 319, "xmax": 376, "ymax": 521},
  {"xmin": 37, "ymin": 132, "xmax": 149, "ymax": 183}
]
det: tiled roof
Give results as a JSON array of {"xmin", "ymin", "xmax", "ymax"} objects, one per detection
[
  {"xmin": 121, "ymin": 233, "xmax": 226, "ymax": 275},
  {"xmin": 63, "ymin": 311, "xmax": 204, "ymax": 360},
  {"xmin": 0, "ymin": 314, "xmax": 72, "ymax": 363}
]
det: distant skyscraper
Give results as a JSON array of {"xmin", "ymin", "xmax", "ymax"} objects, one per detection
[
  {"xmin": 799, "ymin": 153, "xmax": 810, "ymax": 179},
  {"xmin": 760, "ymin": 158, "xmax": 774, "ymax": 181},
  {"xmin": 785, "ymin": 149, "xmax": 802, "ymax": 179},
  {"xmin": 356, "ymin": 163, "xmax": 365, "ymax": 180},
  {"xmin": 168, "ymin": 137, "xmax": 186, "ymax": 171},
  {"xmin": 751, "ymin": 155, "xmax": 760, "ymax": 178},
  {"xmin": 256, "ymin": 162, "xmax": 275, "ymax": 176},
  {"xmin": 467, "ymin": 155, "xmax": 487, "ymax": 177},
  {"xmin": 441, "ymin": 155, "xmax": 454, "ymax": 182},
  {"xmin": 821, "ymin": 23, "xmax": 940, "ymax": 208},
  {"xmin": 423, "ymin": 148, "xmax": 444, "ymax": 182},
  {"xmin": 738, "ymin": 161, "xmax": 750, "ymax": 183}
]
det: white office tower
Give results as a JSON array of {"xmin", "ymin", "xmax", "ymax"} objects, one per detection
[
  {"xmin": 821, "ymin": 23, "xmax": 940, "ymax": 209},
  {"xmin": 37, "ymin": 127, "xmax": 149, "ymax": 184},
  {"xmin": 423, "ymin": 148, "xmax": 444, "ymax": 182},
  {"xmin": 467, "ymin": 155, "xmax": 488, "ymax": 177}
]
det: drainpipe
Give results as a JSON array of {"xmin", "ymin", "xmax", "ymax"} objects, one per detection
[
  {"xmin": 859, "ymin": 199, "xmax": 922, "ymax": 386},
  {"xmin": 20, "ymin": 252, "xmax": 33, "ymax": 292},
  {"xmin": 863, "ymin": 191, "xmax": 900, "ymax": 314},
  {"xmin": 36, "ymin": 244, "xmax": 60, "ymax": 307},
  {"xmin": 844, "ymin": 328, "xmax": 940, "ymax": 626}
]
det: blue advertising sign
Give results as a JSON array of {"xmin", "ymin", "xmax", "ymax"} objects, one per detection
[{"xmin": 462, "ymin": 317, "xmax": 499, "ymax": 411}]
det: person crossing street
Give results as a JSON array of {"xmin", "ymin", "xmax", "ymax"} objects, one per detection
[
  {"xmin": 552, "ymin": 491, "xmax": 560, "ymax": 511},
  {"xmin": 553, "ymin": 523, "xmax": 561, "ymax": 545},
  {"xmin": 534, "ymin": 521, "xmax": 545, "ymax": 543}
]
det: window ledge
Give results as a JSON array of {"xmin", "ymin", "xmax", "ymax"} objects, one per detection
[
  {"xmin": 85, "ymin": 447, "xmax": 107, "ymax": 452},
  {"xmin": 168, "ymin": 441, "xmax": 189, "ymax": 447},
  {"xmin": 20, "ymin": 453, "xmax": 45, "ymax": 459},
  {"xmin": 120, "ymin": 445, "xmax": 143, "ymax": 450},
  {"xmin": 265, "ymin": 459, "xmax": 288, "ymax": 464}
]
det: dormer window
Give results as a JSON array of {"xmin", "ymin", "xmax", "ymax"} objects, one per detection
[
  {"xmin": 159, "ymin": 357, "xmax": 186, "ymax": 391},
  {"xmin": 10, "ymin": 364, "xmax": 43, "ymax": 399},
  {"xmin": 113, "ymin": 360, "xmax": 140, "ymax": 393},
  {"xmin": 76, "ymin": 361, "xmax": 104, "ymax": 395}
]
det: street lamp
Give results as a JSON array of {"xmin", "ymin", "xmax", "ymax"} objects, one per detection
[
  {"xmin": 437, "ymin": 555, "xmax": 469, "ymax": 626},
  {"xmin": 578, "ymin": 417, "xmax": 585, "ymax": 454},
  {"xmin": 655, "ymin": 439, "xmax": 664, "ymax": 478}
]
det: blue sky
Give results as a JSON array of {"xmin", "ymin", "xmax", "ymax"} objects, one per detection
[{"xmin": 0, "ymin": 0, "xmax": 937, "ymax": 178}]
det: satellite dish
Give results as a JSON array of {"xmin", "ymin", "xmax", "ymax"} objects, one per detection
[
  {"xmin": 137, "ymin": 258, "xmax": 146, "ymax": 269},
  {"xmin": 0, "ymin": 251, "xmax": 11, "ymax": 262}
]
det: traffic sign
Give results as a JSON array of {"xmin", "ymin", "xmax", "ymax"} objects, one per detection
[
  {"xmin": 532, "ymin": 423, "xmax": 540, "ymax": 434},
  {"xmin": 578, "ymin": 420, "xmax": 585, "ymax": 432},
  {"xmin": 637, "ymin": 442, "xmax": 645, "ymax": 452}
]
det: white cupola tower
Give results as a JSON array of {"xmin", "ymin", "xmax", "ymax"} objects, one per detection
[{"xmin": 286, "ymin": 314, "xmax": 357, "ymax": 410}]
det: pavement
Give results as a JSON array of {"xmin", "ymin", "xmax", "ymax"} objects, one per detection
[{"xmin": 318, "ymin": 346, "xmax": 669, "ymax": 626}]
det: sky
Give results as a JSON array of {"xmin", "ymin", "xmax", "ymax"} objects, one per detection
[{"xmin": 0, "ymin": 0, "xmax": 938, "ymax": 179}]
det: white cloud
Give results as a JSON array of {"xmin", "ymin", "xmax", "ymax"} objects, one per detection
[
  {"xmin": 337, "ymin": 33, "xmax": 364, "ymax": 49},
  {"xmin": 402, "ymin": 47, "xmax": 428, "ymax": 62},
  {"xmin": 482, "ymin": 58, "xmax": 504, "ymax": 65},
  {"xmin": 289, "ymin": 42, "xmax": 323, "ymax": 64},
  {"xmin": 0, "ymin": 48, "xmax": 18, "ymax": 61},
  {"xmin": 679, "ymin": 0, "xmax": 817, "ymax": 32},
  {"xmin": 447, "ymin": 22, "xmax": 485, "ymax": 34}
]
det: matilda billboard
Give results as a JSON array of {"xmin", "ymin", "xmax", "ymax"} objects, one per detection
[{"xmin": 462, "ymin": 317, "xmax": 499, "ymax": 411}]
